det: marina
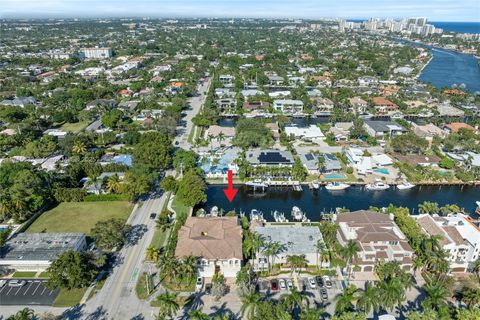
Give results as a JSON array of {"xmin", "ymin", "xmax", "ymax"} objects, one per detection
[{"xmin": 201, "ymin": 184, "xmax": 480, "ymax": 221}]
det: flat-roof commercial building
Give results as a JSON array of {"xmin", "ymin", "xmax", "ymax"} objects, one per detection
[
  {"xmin": 0, "ymin": 233, "xmax": 87, "ymax": 272},
  {"xmin": 252, "ymin": 224, "xmax": 329, "ymax": 271},
  {"xmin": 81, "ymin": 47, "xmax": 113, "ymax": 59}
]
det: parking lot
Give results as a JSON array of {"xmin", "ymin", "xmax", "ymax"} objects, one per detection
[
  {"xmin": 0, "ymin": 279, "xmax": 59, "ymax": 306},
  {"xmin": 257, "ymin": 275, "xmax": 342, "ymax": 306}
]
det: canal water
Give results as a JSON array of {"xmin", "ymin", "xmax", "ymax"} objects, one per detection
[{"xmin": 201, "ymin": 185, "xmax": 479, "ymax": 221}]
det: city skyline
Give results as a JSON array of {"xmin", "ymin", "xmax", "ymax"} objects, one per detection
[{"xmin": 1, "ymin": 0, "xmax": 479, "ymax": 22}]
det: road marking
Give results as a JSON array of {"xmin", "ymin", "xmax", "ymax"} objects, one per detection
[
  {"xmin": 131, "ymin": 267, "xmax": 139, "ymax": 281},
  {"xmin": 23, "ymin": 282, "xmax": 33, "ymax": 295},
  {"xmin": 14, "ymin": 286, "xmax": 22, "ymax": 296},
  {"xmin": 31, "ymin": 282, "xmax": 41, "ymax": 295},
  {"xmin": 40, "ymin": 286, "xmax": 47, "ymax": 295},
  {"xmin": 6, "ymin": 287, "xmax": 13, "ymax": 295}
]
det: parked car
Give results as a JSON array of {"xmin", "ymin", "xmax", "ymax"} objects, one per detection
[
  {"xmin": 271, "ymin": 279, "xmax": 279, "ymax": 291},
  {"xmin": 320, "ymin": 287, "xmax": 328, "ymax": 300},
  {"xmin": 308, "ymin": 277, "xmax": 316, "ymax": 289},
  {"xmin": 205, "ymin": 283, "xmax": 212, "ymax": 295},
  {"xmin": 149, "ymin": 213, "xmax": 156, "ymax": 219},
  {"xmin": 8, "ymin": 280, "xmax": 26, "ymax": 287},
  {"xmin": 279, "ymin": 279, "xmax": 287, "ymax": 290},
  {"xmin": 195, "ymin": 277, "xmax": 203, "ymax": 291},
  {"xmin": 286, "ymin": 279, "xmax": 293, "ymax": 290},
  {"xmin": 316, "ymin": 276, "xmax": 324, "ymax": 287},
  {"xmin": 322, "ymin": 275, "xmax": 332, "ymax": 289},
  {"xmin": 0, "ymin": 279, "xmax": 6, "ymax": 287}
]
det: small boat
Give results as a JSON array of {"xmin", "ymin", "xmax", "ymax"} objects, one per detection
[
  {"xmin": 250, "ymin": 209, "xmax": 265, "ymax": 222},
  {"xmin": 397, "ymin": 180, "xmax": 415, "ymax": 190},
  {"xmin": 476, "ymin": 201, "xmax": 480, "ymax": 215},
  {"xmin": 291, "ymin": 206, "xmax": 304, "ymax": 221},
  {"xmin": 365, "ymin": 179, "xmax": 390, "ymax": 191},
  {"xmin": 273, "ymin": 210, "xmax": 289, "ymax": 223},
  {"xmin": 325, "ymin": 182, "xmax": 350, "ymax": 191},
  {"xmin": 311, "ymin": 180, "xmax": 320, "ymax": 189},
  {"xmin": 210, "ymin": 206, "xmax": 219, "ymax": 216}
]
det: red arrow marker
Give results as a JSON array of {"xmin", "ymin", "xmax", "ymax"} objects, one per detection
[{"xmin": 223, "ymin": 170, "xmax": 238, "ymax": 203}]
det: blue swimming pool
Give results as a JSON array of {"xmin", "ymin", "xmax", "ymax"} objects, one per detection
[
  {"xmin": 374, "ymin": 168, "xmax": 389, "ymax": 175},
  {"xmin": 323, "ymin": 173, "xmax": 347, "ymax": 179}
]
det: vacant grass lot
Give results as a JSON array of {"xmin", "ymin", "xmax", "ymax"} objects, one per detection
[
  {"xmin": 12, "ymin": 271, "xmax": 37, "ymax": 278},
  {"xmin": 53, "ymin": 287, "xmax": 88, "ymax": 307},
  {"xmin": 27, "ymin": 201, "xmax": 132, "ymax": 234},
  {"xmin": 59, "ymin": 120, "xmax": 89, "ymax": 133}
]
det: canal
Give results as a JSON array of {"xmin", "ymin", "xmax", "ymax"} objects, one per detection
[{"xmin": 201, "ymin": 185, "xmax": 479, "ymax": 221}]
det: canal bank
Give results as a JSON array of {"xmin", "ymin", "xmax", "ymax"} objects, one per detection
[{"xmin": 200, "ymin": 185, "xmax": 479, "ymax": 221}]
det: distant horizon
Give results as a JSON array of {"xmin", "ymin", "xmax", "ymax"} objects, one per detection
[{"xmin": 1, "ymin": 0, "xmax": 479, "ymax": 22}]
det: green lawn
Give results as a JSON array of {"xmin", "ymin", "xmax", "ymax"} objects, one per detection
[
  {"xmin": 59, "ymin": 120, "xmax": 89, "ymax": 133},
  {"xmin": 27, "ymin": 201, "xmax": 132, "ymax": 235},
  {"xmin": 135, "ymin": 272, "xmax": 154, "ymax": 299},
  {"xmin": 150, "ymin": 228, "xmax": 168, "ymax": 249},
  {"xmin": 53, "ymin": 287, "xmax": 88, "ymax": 307},
  {"xmin": 171, "ymin": 197, "xmax": 190, "ymax": 220},
  {"xmin": 12, "ymin": 271, "xmax": 37, "ymax": 278}
]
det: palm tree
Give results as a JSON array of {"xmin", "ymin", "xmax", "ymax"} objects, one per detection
[
  {"xmin": 7, "ymin": 308, "xmax": 35, "ymax": 320},
  {"xmin": 263, "ymin": 241, "xmax": 283, "ymax": 273},
  {"xmin": 418, "ymin": 201, "xmax": 440, "ymax": 215},
  {"xmin": 145, "ymin": 246, "xmax": 160, "ymax": 264},
  {"xmin": 187, "ymin": 309, "xmax": 210, "ymax": 320},
  {"xmin": 378, "ymin": 278, "xmax": 405, "ymax": 312},
  {"xmin": 357, "ymin": 281, "xmax": 379, "ymax": 315},
  {"xmin": 72, "ymin": 140, "xmax": 87, "ymax": 155},
  {"xmin": 315, "ymin": 240, "xmax": 329, "ymax": 270},
  {"xmin": 181, "ymin": 255, "xmax": 198, "ymax": 282},
  {"xmin": 334, "ymin": 284, "xmax": 358, "ymax": 314},
  {"xmin": 472, "ymin": 259, "xmax": 480, "ymax": 280},
  {"xmin": 240, "ymin": 289, "xmax": 261, "ymax": 320},
  {"xmin": 412, "ymin": 255, "xmax": 425, "ymax": 277},
  {"xmin": 244, "ymin": 232, "xmax": 265, "ymax": 259},
  {"xmin": 155, "ymin": 291, "xmax": 179, "ymax": 320},
  {"xmin": 341, "ymin": 240, "xmax": 359, "ymax": 283},
  {"xmin": 217, "ymin": 132, "xmax": 225, "ymax": 145},
  {"xmin": 282, "ymin": 287, "xmax": 308, "ymax": 315},
  {"xmin": 300, "ymin": 306, "xmax": 325, "ymax": 320},
  {"xmin": 461, "ymin": 287, "xmax": 480, "ymax": 308},
  {"xmin": 106, "ymin": 174, "xmax": 122, "ymax": 193},
  {"xmin": 422, "ymin": 278, "xmax": 450, "ymax": 311},
  {"xmin": 286, "ymin": 255, "xmax": 308, "ymax": 275}
]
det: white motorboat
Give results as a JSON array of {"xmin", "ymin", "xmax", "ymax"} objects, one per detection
[
  {"xmin": 273, "ymin": 210, "xmax": 289, "ymax": 223},
  {"xmin": 311, "ymin": 180, "xmax": 320, "ymax": 189},
  {"xmin": 365, "ymin": 179, "xmax": 390, "ymax": 191},
  {"xmin": 250, "ymin": 209, "xmax": 265, "ymax": 222},
  {"xmin": 210, "ymin": 206, "xmax": 219, "ymax": 216},
  {"xmin": 325, "ymin": 182, "xmax": 350, "ymax": 191},
  {"xmin": 397, "ymin": 180, "xmax": 415, "ymax": 190},
  {"xmin": 291, "ymin": 206, "xmax": 304, "ymax": 221}
]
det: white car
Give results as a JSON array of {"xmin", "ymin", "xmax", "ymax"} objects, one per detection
[
  {"xmin": 308, "ymin": 277, "xmax": 316, "ymax": 289},
  {"xmin": 0, "ymin": 279, "xmax": 6, "ymax": 287},
  {"xmin": 322, "ymin": 275, "xmax": 333, "ymax": 289},
  {"xmin": 279, "ymin": 279, "xmax": 287, "ymax": 290},
  {"xmin": 8, "ymin": 280, "xmax": 26, "ymax": 287},
  {"xmin": 195, "ymin": 277, "xmax": 203, "ymax": 291},
  {"xmin": 286, "ymin": 279, "xmax": 293, "ymax": 290}
]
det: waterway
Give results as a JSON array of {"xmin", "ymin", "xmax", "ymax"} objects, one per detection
[{"xmin": 201, "ymin": 185, "xmax": 479, "ymax": 221}]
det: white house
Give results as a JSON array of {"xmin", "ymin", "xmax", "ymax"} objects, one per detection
[
  {"xmin": 284, "ymin": 125, "xmax": 325, "ymax": 141},
  {"xmin": 344, "ymin": 147, "xmax": 393, "ymax": 175},
  {"xmin": 273, "ymin": 99, "xmax": 304, "ymax": 114},
  {"xmin": 415, "ymin": 213, "xmax": 480, "ymax": 273}
]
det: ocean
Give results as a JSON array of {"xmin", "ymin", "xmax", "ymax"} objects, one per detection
[{"xmin": 347, "ymin": 20, "xmax": 480, "ymax": 34}]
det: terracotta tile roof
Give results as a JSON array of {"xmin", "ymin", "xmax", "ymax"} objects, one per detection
[
  {"xmin": 445, "ymin": 122, "xmax": 476, "ymax": 133},
  {"xmin": 175, "ymin": 217, "xmax": 242, "ymax": 260},
  {"xmin": 416, "ymin": 215, "xmax": 452, "ymax": 246},
  {"xmin": 444, "ymin": 226, "xmax": 466, "ymax": 246}
]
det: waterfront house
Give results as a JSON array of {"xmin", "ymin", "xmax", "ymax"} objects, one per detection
[
  {"xmin": 371, "ymin": 97, "xmax": 399, "ymax": 115},
  {"xmin": 328, "ymin": 122, "xmax": 354, "ymax": 141},
  {"xmin": 284, "ymin": 125, "xmax": 325, "ymax": 142},
  {"xmin": 298, "ymin": 152, "xmax": 320, "ymax": 174},
  {"xmin": 323, "ymin": 153, "xmax": 342, "ymax": 173},
  {"xmin": 349, "ymin": 97, "xmax": 368, "ymax": 114},
  {"xmin": 313, "ymin": 97, "xmax": 334, "ymax": 116},
  {"xmin": 243, "ymin": 101, "xmax": 269, "ymax": 111},
  {"xmin": 363, "ymin": 120, "xmax": 406, "ymax": 141},
  {"xmin": 215, "ymin": 98, "xmax": 237, "ymax": 114},
  {"xmin": 246, "ymin": 149, "xmax": 294, "ymax": 167},
  {"xmin": 444, "ymin": 122, "xmax": 478, "ymax": 134},
  {"xmin": 175, "ymin": 216, "xmax": 242, "ymax": 278},
  {"xmin": 394, "ymin": 154, "xmax": 440, "ymax": 168},
  {"xmin": 344, "ymin": 147, "xmax": 393, "ymax": 175},
  {"xmin": 199, "ymin": 147, "xmax": 239, "ymax": 178},
  {"xmin": 273, "ymin": 99, "xmax": 304, "ymax": 114},
  {"xmin": 251, "ymin": 224, "xmax": 329, "ymax": 271},
  {"xmin": 412, "ymin": 123, "xmax": 446, "ymax": 146},
  {"xmin": 334, "ymin": 211, "xmax": 414, "ymax": 273},
  {"xmin": 205, "ymin": 125, "xmax": 235, "ymax": 139},
  {"xmin": 414, "ymin": 213, "xmax": 480, "ymax": 273}
]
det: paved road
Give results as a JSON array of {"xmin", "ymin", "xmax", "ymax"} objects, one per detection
[
  {"xmin": 173, "ymin": 77, "xmax": 212, "ymax": 149},
  {"xmin": 83, "ymin": 193, "xmax": 166, "ymax": 319}
]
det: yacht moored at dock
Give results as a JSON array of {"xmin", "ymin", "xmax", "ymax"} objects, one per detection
[
  {"xmin": 325, "ymin": 182, "xmax": 350, "ymax": 191},
  {"xmin": 365, "ymin": 179, "xmax": 390, "ymax": 191}
]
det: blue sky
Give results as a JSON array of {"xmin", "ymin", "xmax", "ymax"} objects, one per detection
[{"xmin": 1, "ymin": 0, "xmax": 479, "ymax": 21}]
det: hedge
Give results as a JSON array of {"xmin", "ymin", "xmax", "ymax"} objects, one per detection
[{"xmin": 84, "ymin": 194, "xmax": 130, "ymax": 202}]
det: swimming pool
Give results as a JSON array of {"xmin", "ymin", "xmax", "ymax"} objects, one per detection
[
  {"xmin": 323, "ymin": 173, "xmax": 347, "ymax": 179},
  {"xmin": 374, "ymin": 168, "xmax": 389, "ymax": 175}
]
